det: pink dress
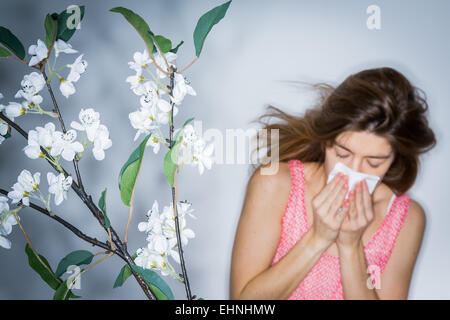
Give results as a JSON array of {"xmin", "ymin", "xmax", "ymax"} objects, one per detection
[{"xmin": 270, "ymin": 159, "xmax": 410, "ymax": 299}]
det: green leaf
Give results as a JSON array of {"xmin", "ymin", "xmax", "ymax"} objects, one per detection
[
  {"xmin": 118, "ymin": 134, "xmax": 151, "ymax": 207},
  {"xmin": 0, "ymin": 46, "xmax": 11, "ymax": 57},
  {"xmin": 164, "ymin": 142, "xmax": 180, "ymax": 188},
  {"xmin": 193, "ymin": 0, "xmax": 232, "ymax": 57},
  {"xmin": 98, "ymin": 188, "xmax": 110, "ymax": 228},
  {"xmin": 113, "ymin": 265, "xmax": 133, "ymax": 288},
  {"xmin": 25, "ymin": 244, "xmax": 80, "ymax": 299},
  {"xmin": 56, "ymin": 5, "xmax": 85, "ymax": 42},
  {"xmin": 25, "ymin": 243, "xmax": 60, "ymax": 290},
  {"xmin": 130, "ymin": 265, "xmax": 174, "ymax": 300},
  {"xmin": 0, "ymin": 26, "xmax": 25, "ymax": 59},
  {"xmin": 53, "ymin": 278, "xmax": 81, "ymax": 300},
  {"xmin": 110, "ymin": 7, "xmax": 155, "ymax": 56},
  {"xmin": 112, "ymin": 253, "xmax": 139, "ymax": 288},
  {"xmin": 55, "ymin": 250, "xmax": 94, "ymax": 278},
  {"xmin": 44, "ymin": 14, "xmax": 58, "ymax": 48},
  {"xmin": 169, "ymin": 40, "xmax": 184, "ymax": 54},
  {"xmin": 148, "ymin": 32, "xmax": 172, "ymax": 55}
]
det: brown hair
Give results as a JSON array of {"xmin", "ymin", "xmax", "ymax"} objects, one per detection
[{"xmin": 250, "ymin": 67, "xmax": 437, "ymax": 195}]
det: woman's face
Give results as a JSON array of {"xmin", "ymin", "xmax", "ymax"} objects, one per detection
[{"xmin": 324, "ymin": 130, "xmax": 395, "ymax": 181}]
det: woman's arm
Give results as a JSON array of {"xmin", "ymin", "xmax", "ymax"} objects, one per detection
[
  {"xmin": 229, "ymin": 164, "xmax": 331, "ymax": 300},
  {"xmin": 338, "ymin": 199, "xmax": 426, "ymax": 299}
]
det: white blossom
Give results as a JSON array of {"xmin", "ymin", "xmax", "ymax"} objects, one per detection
[
  {"xmin": 5, "ymin": 102, "xmax": 26, "ymax": 120},
  {"xmin": 177, "ymin": 125, "xmax": 214, "ymax": 174},
  {"xmin": 128, "ymin": 49, "xmax": 152, "ymax": 72},
  {"xmin": 170, "ymin": 72, "xmax": 196, "ymax": 105},
  {"xmin": 23, "ymin": 122, "xmax": 56, "ymax": 159},
  {"xmin": 138, "ymin": 200, "xmax": 163, "ymax": 234},
  {"xmin": 136, "ymin": 200, "xmax": 196, "ymax": 271},
  {"xmin": 0, "ymin": 102, "xmax": 8, "ymax": 145},
  {"xmin": 53, "ymin": 39, "xmax": 78, "ymax": 58},
  {"xmin": 17, "ymin": 170, "xmax": 40, "ymax": 192},
  {"xmin": 58, "ymin": 55, "xmax": 87, "ymax": 98},
  {"xmin": 128, "ymin": 107, "xmax": 159, "ymax": 141},
  {"xmin": 28, "ymin": 39, "xmax": 48, "ymax": 66},
  {"xmin": 67, "ymin": 54, "xmax": 88, "ymax": 82},
  {"xmin": 192, "ymin": 138, "xmax": 214, "ymax": 175},
  {"xmin": 70, "ymin": 108, "xmax": 100, "ymax": 142},
  {"xmin": 181, "ymin": 124, "xmax": 198, "ymax": 145},
  {"xmin": 47, "ymin": 172, "xmax": 72, "ymax": 206},
  {"xmin": 14, "ymin": 72, "xmax": 45, "ymax": 104},
  {"xmin": 0, "ymin": 197, "xmax": 17, "ymax": 250},
  {"xmin": 92, "ymin": 124, "xmax": 112, "ymax": 161},
  {"xmin": 51, "ymin": 130, "xmax": 84, "ymax": 161},
  {"xmin": 0, "ymin": 196, "xmax": 9, "ymax": 214},
  {"xmin": 7, "ymin": 170, "xmax": 41, "ymax": 206},
  {"xmin": 145, "ymin": 133, "xmax": 163, "ymax": 154},
  {"xmin": 160, "ymin": 203, "xmax": 195, "ymax": 248},
  {"xmin": 134, "ymin": 247, "xmax": 171, "ymax": 276},
  {"xmin": 139, "ymin": 81, "xmax": 168, "ymax": 109},
  {"xmin": 146, "ymin": 233, "xmax": 169, "ymax": 255},
  {"xmin": 152, "ymin": 51, "xmax": 177, "ymax": 79},
  {"xmin": 59, "ymin": 78, "xmax": 76, "ymax": 98},
  {"xmin": 126, "ymin": 69, "xmax": 146, "ymax": 95}
]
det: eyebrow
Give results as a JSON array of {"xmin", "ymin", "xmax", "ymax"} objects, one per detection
[{"xmin": 334, "ymin": 142, "xmax": 392, "ymax": 159}]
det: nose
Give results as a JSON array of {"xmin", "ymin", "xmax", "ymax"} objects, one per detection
[{"xmin": 349, "ymin": 158, "xmax": 363, "ymax": 173}]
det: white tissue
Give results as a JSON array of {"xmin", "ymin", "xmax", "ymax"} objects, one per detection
[{"xmin": 326, "ymin": 162, "xmax": 380, "ymax": 199}]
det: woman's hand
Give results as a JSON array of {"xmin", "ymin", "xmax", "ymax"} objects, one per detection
[
  {"xmin": 310, "ymin": 172, "xmax": 350, "ymax": 247},
  {"xmin": 336, "ymin": 179, "xmax": 375, "ymax": 251}
]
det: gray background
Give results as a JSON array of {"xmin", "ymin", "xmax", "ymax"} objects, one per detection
[{"xmin": 0, "ymin": 0, "xmax": 449, "ymax": 299}]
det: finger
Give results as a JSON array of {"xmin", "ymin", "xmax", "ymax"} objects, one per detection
[
  {"xmin": 348, "ymin": 188, "xmax": 357, "ymax": 220},
  {"xmin": 322, "ymin": 174, "xmax": 348, "ymax": 216},
  {"xmin": 328, "ymin": 180, "xmax": 349, "ymax": 218},
  {"xmin": 361, "ymin": 179, "xmax": 374, "ymax": 222},
  {"xmin": 335, "ymin": 195, "xmax": 350, "ymax": 225},
  {"xmin": 315, "ymin": 172, "xmax": 345, "ymax": 206},
  {"xmin": 355, "ymin": 181, "xmax": 366, "ymax": 224}
]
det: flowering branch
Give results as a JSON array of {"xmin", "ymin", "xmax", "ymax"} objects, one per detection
[
  {"xmin": 41, "ymin": 69, "xmax": 85, "ymax": 192},
  {"xmin": 1, "ymin": 1, "xmax": 232, "ymax": 300},
  {"xmin": 168, "ymin": 66, "xmax": 192, "ymax": 300},
  {"xmin": 0, "ymin": 111, "xmax": 156, "ymax": 300},
  {"xmin": 0, "ymin": 188, "xmax": 123, "ymax": 258}
]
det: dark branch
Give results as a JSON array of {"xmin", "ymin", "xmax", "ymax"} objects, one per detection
[{"xmin": 0, "ymin": 188, "xmax": 124, "ymax": 259}]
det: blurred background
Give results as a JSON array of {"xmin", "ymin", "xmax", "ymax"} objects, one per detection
[{"xmin": 0, "ymin": 0, "xmax": 449, "ymax": 299}]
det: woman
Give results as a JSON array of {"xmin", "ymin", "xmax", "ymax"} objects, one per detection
[{"xmin": 230, "ymin": 67, "xmax": 436, "ymax": 300}]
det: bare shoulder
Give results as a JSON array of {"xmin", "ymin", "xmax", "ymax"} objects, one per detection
[
  {"xmin": 244, "ymin": 161, "xmax": 292, "ymax": 219},
  {"xmin": 249, "ymin": 161, "xmax": 290, "ymax": 184},
  {"xmin": 404, "ymin": 198, "xmax": 427, "ymax": 232},
  {"xmin": 375, "ymin": 196, "xmax": 427, "ymax": 299}
]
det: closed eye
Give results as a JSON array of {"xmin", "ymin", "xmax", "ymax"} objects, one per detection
[{"xmin": 336, "ymin": 152, "xmax": 381, "ymax": 168}]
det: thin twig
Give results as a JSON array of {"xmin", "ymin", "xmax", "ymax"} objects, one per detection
[
  {"xmin": 178, "ymin": 57, "xmax": 198, "ymax": 74},
  {"xmin": 151, "ymin": 36, "xmax": 170, "ymax": 73},
  {"xmin": 168, "ymin": 65, "xmax": 192, "ymax": 300},
  {"xmin": 6, "ymin": 56, "xmax": 40, "ymax": 70},
  {"xmin": 12, "ymin": 208, "xmax": 59, "ymax": 281}
]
